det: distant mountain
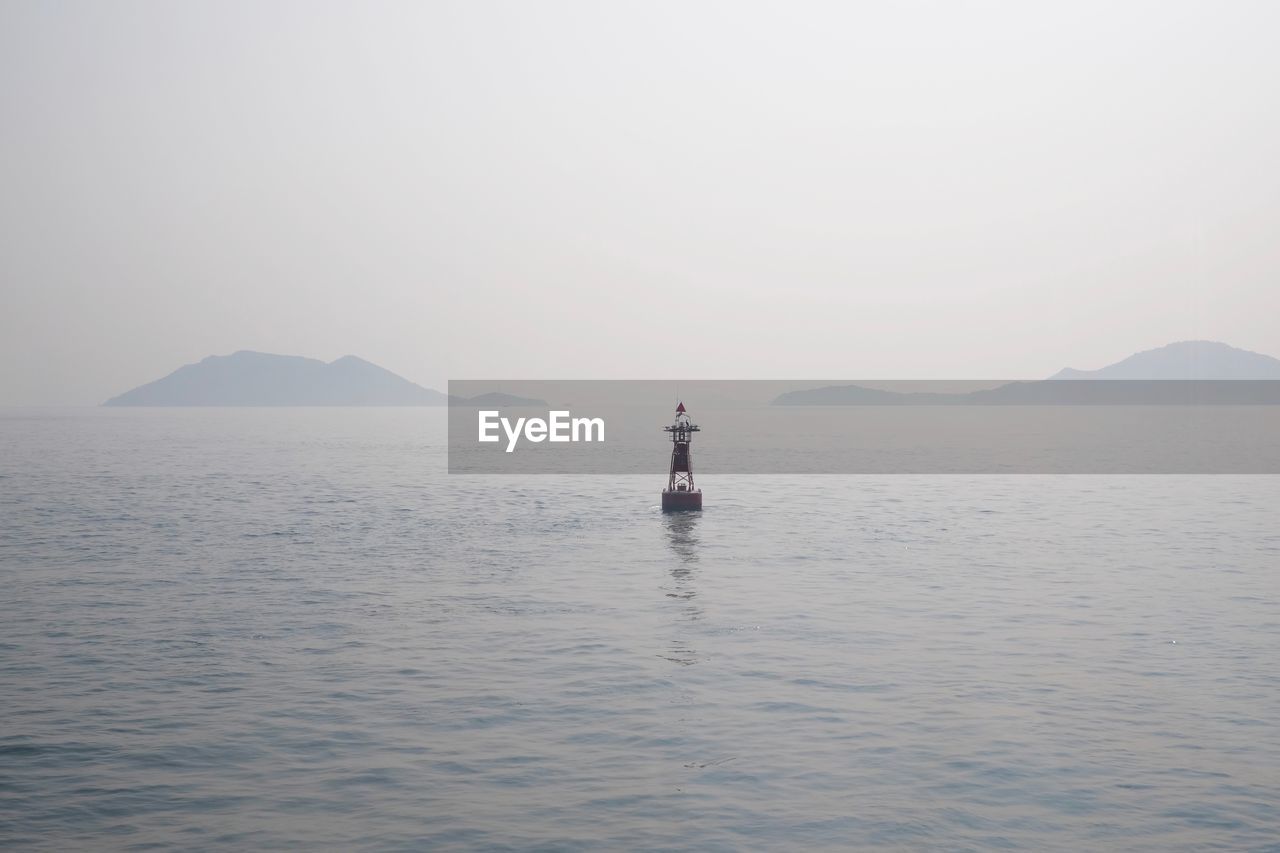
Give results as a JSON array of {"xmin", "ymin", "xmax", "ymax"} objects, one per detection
[
  {"xmin": 774, "ymin": 381, "xmax": 1280, "ymax": 406},
  {"xmin": 104, "ymin": 351, "xmax": 449, "ymax": 406},
  {"xmin": 1051, "ymin": 341, "xmax": 1280, "ymax": 380},
  {"xmin": 773, "ymin": 341, "xmax": 1280, "ymax": 406}
]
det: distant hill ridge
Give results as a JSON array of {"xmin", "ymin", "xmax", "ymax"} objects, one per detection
[
  {"xmin": 1051, "ymin": 341, "xmax": 1280, "ymax": 380},
  {"xmin": 774, "ymin": 341, "xmax": 1280, "ymax": 405},
  {"xmin": 105, "ymin": 351, "xmax": 449, "ymax": 406}
]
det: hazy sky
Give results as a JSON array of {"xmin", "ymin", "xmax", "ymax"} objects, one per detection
[{"xmin": 2, "ymin": 0, "xmax": 1278, "ymax": 404}]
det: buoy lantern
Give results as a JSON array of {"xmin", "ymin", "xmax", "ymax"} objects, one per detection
[{"xmin": 661, "ymin": 402, "xmax": 702, "ymax": 511}]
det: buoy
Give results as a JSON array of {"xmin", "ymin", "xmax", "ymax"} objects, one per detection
[{"xmin": 662, "ymin": 402, "xmax": 702, "ymax": 511}]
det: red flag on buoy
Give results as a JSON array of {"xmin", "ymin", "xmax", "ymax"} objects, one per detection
[{"xmin": 676, "ymin": 401, "xmax": 686, "ymax": 413}]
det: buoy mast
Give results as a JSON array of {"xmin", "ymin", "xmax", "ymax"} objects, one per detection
[{"xmin": 661, "ymin": 402, "xmax": 702, "ymax": 511}]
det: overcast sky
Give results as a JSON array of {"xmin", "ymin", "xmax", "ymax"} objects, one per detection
[{"xmin": 2, "ymin": 0, "xmax": 1278, "ymax": 404}]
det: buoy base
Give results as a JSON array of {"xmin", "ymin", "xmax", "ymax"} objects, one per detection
[{"xmin": 661, "ymin": 489, "xmax": 702, "ymax": 512}]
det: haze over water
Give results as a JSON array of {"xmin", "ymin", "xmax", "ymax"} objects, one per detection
[{"xmin": 2, "ymin": 408, "xmax": 1278, "ymax": 850}]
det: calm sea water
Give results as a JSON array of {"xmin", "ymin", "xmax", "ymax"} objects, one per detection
[{"xmin": 2, "ymin": 408, "xmax": 1278, "ymax": 851}]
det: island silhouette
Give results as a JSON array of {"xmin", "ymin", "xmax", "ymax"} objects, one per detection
[
  {"xmin": 773, "ymin": 342, "xmax": 1280, "ymax": 406},
  {"xmin": 1050, "ymin": 340, "xmax": 1280, "ymax": 379},
  {"xmin": 104, "ymin": 351, "xmax": 449, "ymax": 406},
  {"xmin": 103, "ymin": 351, "xmax": 552, "ymax": 407}
]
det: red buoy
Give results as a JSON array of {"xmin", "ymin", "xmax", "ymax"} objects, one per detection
[{"xmin": 661, "ymin": 402, "xmax": 702, "ymax": 511}]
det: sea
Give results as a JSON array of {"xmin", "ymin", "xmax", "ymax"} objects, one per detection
[{"xmin": 1, "ymin": 407, "xmax": 1277, "ymax": 851}]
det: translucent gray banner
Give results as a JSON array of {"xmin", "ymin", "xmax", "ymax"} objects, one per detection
[{"xmin": 447, "ymin": 381, "xmax": 1280, "ymax": 474}]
